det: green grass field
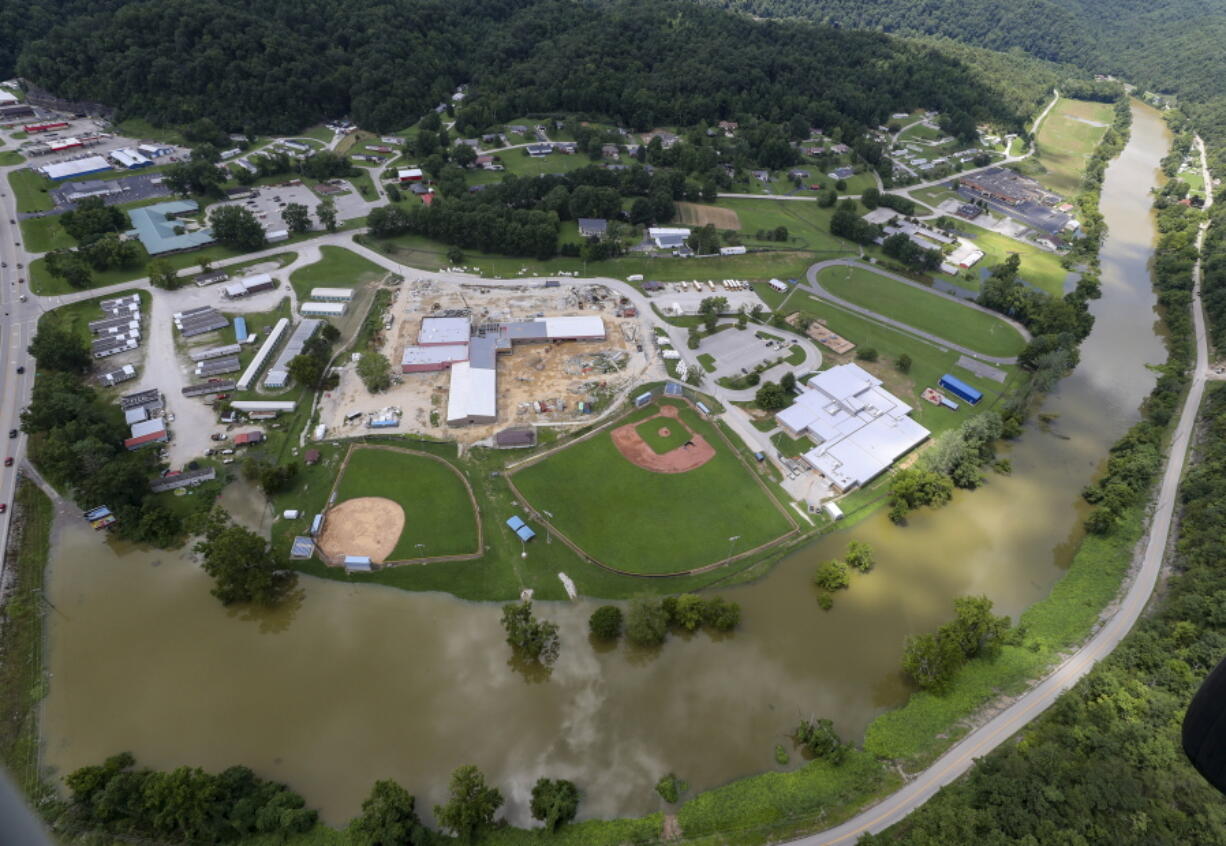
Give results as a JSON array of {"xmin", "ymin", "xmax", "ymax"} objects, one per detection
[
  {"xmin": 19, "ymin": 213, "xmax": 75, "ymax": 253},
  {"xmin": 513, "ymin": 399, "xmax": 793, "ymax": 574},
  {"xmin": 332, "ymin": 446, "xmax": 479, "ymax": 560},
  {"xmin": 8, "ymin": 168, "xmax": 54, "ymax": 213},
  {"xmin": 818, "ymin": 266, "xmax": 1027, "ymax": 357},
  {"xmin": 788, "ymin": 292, "xmax": 1021, "ymax": 436},
  {"xmin": 634, "ymin": 416, "xmax": 692, "ymax": 453},
  {"xmin": 288, "ymin": 245, "xmax": 386, "ymax": 301},
  {"xmin": 898, "ymin": 123, "xmax": 945, "ymax": 143},
  {"xmin": 0, "ymin": 150, "xmax": 23, "ymax": 166},
  {"xmin": 1033, "ymin": 97, "xmax": 1115, "ymax": 196},
  {"xmin": 720, "ymin": 197, "xmax": 855, "ymax": 255},
  {"xmin": 958, "ymin": 221, "xmax": 1069, "ymax": 296}
]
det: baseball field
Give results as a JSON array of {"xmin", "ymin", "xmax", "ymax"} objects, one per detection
[
  {"xmin": 512, "ymin": 399, "xmax": 794, "ymax": 574},
  {"xmin": 318, "ymin": 445, "xmax": 480, "ymax": 562}
]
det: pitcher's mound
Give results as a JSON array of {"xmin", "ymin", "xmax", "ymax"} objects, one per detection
[{"xmin": 316, "ymin": 497, "xmax": 405, "ymax": 564}]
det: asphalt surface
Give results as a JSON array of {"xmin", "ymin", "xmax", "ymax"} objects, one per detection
[{"xmin": 787, "ymin": 132, "xmax": 1215, "ymax": 846}]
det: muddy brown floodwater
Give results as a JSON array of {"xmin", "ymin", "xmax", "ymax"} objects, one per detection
[{"xmin": 40, "ymin": 103, "xmax": 1171, "ymax": 827}]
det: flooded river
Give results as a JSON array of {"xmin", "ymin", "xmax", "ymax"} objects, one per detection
[{"xmin": 40, "ymin": 103, "xmax": 1171, "ymax": 826}]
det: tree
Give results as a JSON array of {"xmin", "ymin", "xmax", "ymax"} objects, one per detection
[
  {"xmin": 755, "ymin": 381, "xmax": 789, "ymax": 411},
  {"xmin": 895, "ymin": 353, "xmax": 912, "ymax": 373},
  {"xmin": 453, "ymin": 144, "xmax": 477, "ymax": 168},
  {"xmin": 287, "ymin": 354, "xmax": 325, "ymax": 388},
  {"xmin": 655, "ymin": 773, "xmax": 687, "ymax": 803},
  {"xmin": 357, "ymin": 352, "xmax": 391, "ymax": 393},
  {"xmin": 588, "ymin": 605, "xmax": 623, "ymax": 640},
  {"xmin": 861, "ymin": 186, "xmax": 881, "ymax": 209},
  {"xmin": 44, "ymin": 247, "xmax": 93, "ymax": 289},
  {"xmin": 194, "ymin": 510, "xmax": 296, "ymax": 606},
  {"xmin": 794, "ymin": 718, "xmax": 847, "ymax": 763},
  {"xmin": 317, "ymin": 198, "xmax": 338, "ymax": 232},
  {"xmin": 386, "ymin": 184, "xmax": 402, "ymax": 202},
  {"xmin": 434, "ymin": 765, "xmax": 503, "ymax": 843},
  {"xmin": 351, "ymin": 779, "xmax": 428, "ymax": 846},
  {"xmin": 28, "ymin": 324, "xmax": 90, "ymax": 373},
  {"xmin": 529, "ymin": 778, "xmax": 579, "ymax": 833},
  {"xmin": 856, "ymin": 347, "xmax": 879, "ymax": 362},
  {"xmin": 814, "ymin": 559, "xmax": 850, "ymax": 592},
  {"xmin": 702, "ymin": 597, "xmax": 741, "ymax": 631},
  {"xmin": 281, "ymin": 202, "xmax": 311, "ymax": 234},
  {"xmin": 901, "ymin": 631, "xmax": 964, "ymax": 692},
  {"xmin": 320, "ymin": 322, "xmax": 341, "ymax": 343},
  {"xmin": 626, "ymin": 596, "xmax": 668, "ymax": 646},
  {"xmin": 147, "ymin": 258, "xmax": 182, "ymax": 290},
  {"xmin": 846, "ymin": 541, "xmax": 874, "ymax": 573},
  {"xmin": 672, "ymin": 593, "xmax": 707, "ymax": 631},
  {"xmin": 780, "ymin": 371, "xmax": 796, "ymax": 392},
  {"xmin": 210, "ymin": 205, "xmax": 266, "ymax": 250},
  {"xmin": 500, "ymin": 600, "xmax": 561, "ymax": 665}
]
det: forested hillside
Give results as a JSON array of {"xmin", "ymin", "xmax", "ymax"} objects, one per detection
[
  {"xmin": 702, "ymin": 0, "xmax": 1226, "ymax": 169},
  {"xmin": 0, "ymin": 0, "xmax": 1025, "ymax": 137}
]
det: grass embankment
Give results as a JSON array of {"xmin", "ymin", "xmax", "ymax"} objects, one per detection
[
  {"xmin": 8, "ymin": 168, "xmax": 55, "ymax": 213},
  {"xmin": 513, "ymin": 399, "xmax": 793, "ymax": 574},
  {"xmin": 1032, "ymin": 97, "xmax": 1115, "ymax": 196},
  {"xmin": 817, "ymin": 266, "xmax": 1027, "ymax": 358},
  {"xmin": 0, "ymin": 481, "xmax": 54, "ymax": 798},
  {"xmin": 958, "ymin": 221, "xmax": 1070, "ymax": 296},
  {"xmin": 331, "ymin": 446, "xmax": 479, "ymax": 560},
  {"xmin": 288, "ymin": 245, "xmax": 386, "ymax": 302}
]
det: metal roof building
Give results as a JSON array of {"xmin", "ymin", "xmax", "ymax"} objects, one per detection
[
  {"xmin": 110, "ymin": 147, "xmax": 153, "ymax": 169},
  {"xmin": 301, "ymin": 301, "xmax": 347, "ymax": 317},
  {"xmin": 39, "ymin": 156, "xmax": 112, "ymax": 181},
  {"xmin": 231, "ymin": 400, "xmax": 297, "ymax": 412},
  {"xmin": 445, "ymin": 362, "xmax": 497, "ymax": 425},
  {"xmin": 128, "ymin": 200, "xmax": 214, "ymax": 255},
  {"xmin": 401, "ymin": 344, "xmax": 468, "ymax": 372},
  {"xmin": 264, "ymin": 319, "xmax": 321, "ymax": 389},
  {"xmin": 236, "ymin": 317, "xmax": 289, "ymax": 390},
  {"xmin": 310, "ymin": 287, "xmax": 354, "ymax": 302}
]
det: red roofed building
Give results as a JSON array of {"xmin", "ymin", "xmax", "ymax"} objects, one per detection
[
  {"xmin": 421, "ymin": 192, "xmax": 435, "ymax": 206},
  {"xmin": 233, "ymin": 431, "xmax": 265, "ymax": 446}
]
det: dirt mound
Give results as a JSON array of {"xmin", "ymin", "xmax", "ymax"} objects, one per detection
[{"xmin": 316, "ymin": 497, "xmax": 405, "ymax": 564}]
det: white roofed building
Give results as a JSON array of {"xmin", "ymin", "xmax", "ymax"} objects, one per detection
[
  {"xmin": 778, "ymin": 363, "xmax": 929, "ymax": 493},
  {"xmin": 446, "ymin": 362, "xmax": 498, "ymax": 425}
]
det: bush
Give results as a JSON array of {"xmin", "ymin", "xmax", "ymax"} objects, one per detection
[
  {"xmin": 845, "ymin": 541, "xmax": 874, "ymax": 573},
  {"xmin": 856, "ymin": 347, "xmax": 879, "ymax": 362},
  {"xmin": 814, "ymin": 559, "xmax": 850, "ymax": 591},
  {"xmin": 817, "ymin": 592, "xmax": 834, "ymax": 611},
  {"xmin": 588, "ymin": 605, "xmax": 623, "ymax": 639},
  {"xmin": 626, "ymin": 596, "xmax": 668, "ymax": 646},
  {"xmin": 703, "ymin": 597, "xmax": 742, "ymax": 631},
  {"xmin": 794, "ymin": 718, "xmax": 847, "ymax": 764},
  {"xmin": 895, "ymin": 353, "xmax": 912, "ymax": 373},
  {"xmin": 655, "ymin": 773, "xmax": 688, "ymax": 804}
]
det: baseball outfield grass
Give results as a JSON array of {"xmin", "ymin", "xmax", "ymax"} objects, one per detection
[
  {"xmin": 333, "ymin": 446, "xmax": 478, "ymax": 559},
  {"xmin": 513, "ymin": 400, "xmax": 793, "ymax": 574}
]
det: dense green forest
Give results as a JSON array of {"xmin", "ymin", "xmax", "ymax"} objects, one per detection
[
  {"xmin": 865, "ymin": 384, "xmax": 1226, "ymax": 845},
  {"xmin": 1, "ymin": 0, "xmax": 1031, "ymax": 136},
  {"xmin": 699, "ymin": 0, "xmax": 1226, "ymax": 170}
]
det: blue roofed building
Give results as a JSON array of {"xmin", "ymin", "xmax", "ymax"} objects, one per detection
[
  {"xmin": 505, "ymin": 515, "xmax": 536, "ymax": 542},
  {"xmin": 127, "ymin": 200, "xmax": 215, "ymax": 255},
  {"xmin": 233, "ymin": 316, "xmax": 248, "ymax": 342}
]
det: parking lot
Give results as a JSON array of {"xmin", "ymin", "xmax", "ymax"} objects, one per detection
[
  {"xmin": 209, "ymin": 180, "xmax": 370, "ymax": 233},
  {"xmin": 43, "ymin": 171, "xmax": 170, "ymax": 213},
  {"xmin": 699, "ymin": 326, "xmax": 787, "ymax": 378},
  {"xmin": 645, "ymin": 286, "xmax": 768, "ymax": 315}
]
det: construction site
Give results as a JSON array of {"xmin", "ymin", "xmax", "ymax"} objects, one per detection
[{"xmin": 316, "ymin": 278, "xmax": 657, "ymax": 444}]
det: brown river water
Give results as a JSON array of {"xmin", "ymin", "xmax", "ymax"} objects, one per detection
[{"xmin": 39, "ymin": 103, "xmax": 1171, "ymax": 826}]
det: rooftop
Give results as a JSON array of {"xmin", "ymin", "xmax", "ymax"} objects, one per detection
[{"xmin": 128, "ymin": 200, "xmax": 214, "ymax": 255}]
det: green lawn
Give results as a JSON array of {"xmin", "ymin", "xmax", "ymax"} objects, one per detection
[
  {"xmin": 818, "ymin": 265, "xmax": 1027, "ymax": 357},
  {"xmin": 697, "ymin": 352, "xmax": 717, "ymax": 372},
  {"xmin": 719, "ymin": 197, "xmax": 856, "ymax": 255},
  {"xmin": 8, "ymin": 168, "xmax": 54, "ymax": 213},
  {"xmin": 40, "ymin": 288, "xmax": 150, "ymax": 347},
  {"xmin": 0, "ymin": 150, "xmax": 23, "ymax": 166},
  {"xmin": 788, "ymin": 293, "xmax": 1021, "ymax": 436},
  {"xmin": 19, "ymin": 214, "xmax": 75, "ymax": 253},
  {"xmin": 288, "ymin": 245, "xmax": 386, "ymax": 301},
  {"xmin": 771, "ymin": 431, "xmax": 810, "ymax": 458},
  {"xmin": 332, "ymin": 445, "xmax": 479, "ymax": 560},
  {"xmin": 634, "ymin": 416, "xmax": 692, "ymax": 454},
  {"xmin": 513, "ymin": 399, "xmax": 793, "ymax": 574},
  {"xmin": 898, "ymin": 123, "xmax": 945, "ymax": 143},
  {"xmin": 909, "ymin": 185, "xmax": 961, "ymax": 208},
  {"xmin": 958, "ymin": 221, "xmax": 1070, "ymax": 296},
  {"xmin": 498, "ymin": 151, "xmax": 592, "ymax": 179},
  {"xmin": 785, "ymin": 344, "xmax": 805, "ymax": 365},
  {"xmin": 1033, "ymin": 97, "xmax": 1115, "ymax": 196}
]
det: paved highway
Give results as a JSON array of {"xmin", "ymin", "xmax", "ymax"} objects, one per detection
[{"xmin": 789, "ymin": 132, "xmax": 1215, "ymax": 846}]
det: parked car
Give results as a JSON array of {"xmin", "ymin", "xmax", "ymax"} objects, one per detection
[
  {"xmin": 3, "ymin": 458, "xmax": 11, "ymax": 467},
  {"xmin": 0, "ymin": 504, "xmax": 7, "ymax": 514},
  {"xmin": 15, "ymin": 366, "xmax": 23, "ymax": 374},
  {"xmin": 8, "ymin": 429, "xmax": 16, "ymax": 439}
]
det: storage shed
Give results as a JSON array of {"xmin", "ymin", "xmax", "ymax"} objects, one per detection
[{"xmin": 939, "ymin": 373, "xmax": 982, "ymax": 405}]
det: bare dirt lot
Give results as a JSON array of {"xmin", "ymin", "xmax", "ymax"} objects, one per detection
[
  {"xmin": 315, "ymin": 496, "xmax": 405, "ymax": 563},
  {"xmin": 317, "ymin": 278, "xmax": 659, "ymax": 444},
  {"xmin": 675, "ymin": 201, "xmax": 742, "ymax": 230}
]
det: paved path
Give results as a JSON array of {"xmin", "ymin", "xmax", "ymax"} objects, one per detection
[
  {"xmin": 803, "ymin": 259, "xmax": 1030, "ymax": 365},
  {"xmin": 789, "ymin": 129, "xmax": 1213, "ymax": 846}
]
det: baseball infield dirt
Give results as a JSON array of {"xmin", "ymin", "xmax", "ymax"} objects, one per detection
[
  {"xmin": 316, "ymin": 497, "xmax": 406, "ymax": 564},
  {"xmin": 611, "ymin": 408, "xmax": 715, "ymax": 473}
]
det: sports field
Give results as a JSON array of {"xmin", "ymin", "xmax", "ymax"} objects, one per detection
[
  {"xmin": 635, "ymin": 418, "xmax": 691, "ymax": 453},
  {"xmin": 331, "ymin": 446, "xmax": 479, "ymax": 560},
  {"xmin": 1033, "ymin": 97, "xmax": 1115, "ymax": 196},
  {"xmin": 513, "ymin": 400, "xmax": 793, "ymax": 574},
  {"xmin": 818, "ymin": 266, "xmax": 1027, "ymax": 357}
]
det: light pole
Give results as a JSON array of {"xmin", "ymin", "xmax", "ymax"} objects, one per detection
[{"xmin": 727, "ymin": 534, "xmax": 741, "ymax": 561}]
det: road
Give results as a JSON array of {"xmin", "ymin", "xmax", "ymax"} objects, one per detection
[{"xmin": 788, "ymin": 132, "xmax": 1214, "ymax": 846}]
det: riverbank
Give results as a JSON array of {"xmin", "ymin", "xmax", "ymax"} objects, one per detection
[{"xmin": 0, "ymin": 479, "xmax": 53, "ymax": 798}]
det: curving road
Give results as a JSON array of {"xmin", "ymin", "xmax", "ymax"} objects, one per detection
[
  {"xmin": 788, "ymin": 132, "xmax": 1214, "ymax": 846},
  {"xmin": 803, "ymin": 258, "xmax": 1030, "ymax": 365}
]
